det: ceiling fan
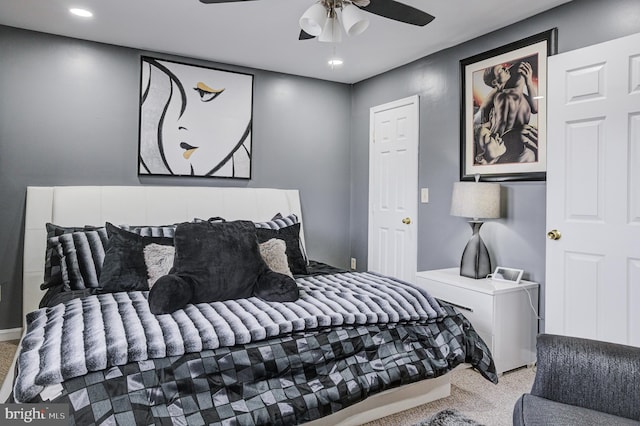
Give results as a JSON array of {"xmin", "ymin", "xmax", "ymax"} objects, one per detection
[{"xmin": 198, "ymin": 0, "xmax": 435, "ymax": 43}]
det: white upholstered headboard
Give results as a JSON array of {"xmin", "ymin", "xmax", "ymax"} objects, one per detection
[{"xmin": 23, "ymin": 186, "xmax": 304, "ymax": 321}]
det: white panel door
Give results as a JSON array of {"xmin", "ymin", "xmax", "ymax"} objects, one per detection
[
  {"xmin": 546, "ymin": 32, "xmax": 640, "ymax": 346},
  {"xmin": 368, "ymin": 95, "xmax": 419, "ymax": 283}
]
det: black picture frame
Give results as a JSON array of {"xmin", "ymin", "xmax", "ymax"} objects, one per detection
[
  {"xmin": 138, "ymin": 56, "xmax": 254, "ymax": 180},
  {"xmin": 460, "ymin": 29, "xmax": 558, "ymax": 181}
]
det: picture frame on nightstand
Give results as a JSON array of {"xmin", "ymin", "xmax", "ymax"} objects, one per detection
[{"xmin": 491, "ymin": 267, "xmax": 524, "ymax": 284}]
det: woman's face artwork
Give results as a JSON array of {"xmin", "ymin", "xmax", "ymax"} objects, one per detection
[{"xmin": 139, "ymin": 58, "xmax": 252, "ymax": 178}]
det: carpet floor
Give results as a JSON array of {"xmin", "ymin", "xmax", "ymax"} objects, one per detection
[
  {"xmin": 0, "ymin": 339, "xmax": 20, "ymax": 404},
  {"xmin": 0, "ymin": 340, "xmax": 19, "ymax": 387},
  {"xmin": 0, "ymin": 340, "xmax": 533, "ymax": 425},
  {"xmin": 364, "ymin": 367, "xmax": 536, "ymax": 426}
]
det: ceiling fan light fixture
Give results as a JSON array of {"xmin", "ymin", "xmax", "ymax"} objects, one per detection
[
  {"xmin": 318, "ymin": 15, "xmax": 342, "ymax": 43},
  {"xmin": 299, "ymin": 3, "xmax": 327, "ymax": 36},
  {"xmin": 341, "ymin": 3, "xmax": 369, "ymax": 36}
]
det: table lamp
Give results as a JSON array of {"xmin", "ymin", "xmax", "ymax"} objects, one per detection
[{"xmin": 450, "ymin": 178, "xmax": 501, "ymax": 279}]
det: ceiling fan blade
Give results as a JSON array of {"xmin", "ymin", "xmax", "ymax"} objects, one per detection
[
  {"xmin": 359, "ymin": 0, "xmax": 435, "ymax": 26},
  {"xmin": 299, "ymin": 29, "xmax": 316, "ymax": 40},
  {"xmin": 199, "ymin": 0, "xmax": 257, "ymax": 3}
]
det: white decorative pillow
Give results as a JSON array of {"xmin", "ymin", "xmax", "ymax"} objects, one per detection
[
  {"xmin": 143, "ymin": 244, "xmax": 175, "ymax": 288},
  {"xmin": 259, "ymin": 238, "xmax": 293, "ymax": 278}
]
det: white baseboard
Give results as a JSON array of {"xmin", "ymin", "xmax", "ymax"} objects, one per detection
[{"xmin": 0, "ymin": 328, "xmax": 22, "ymax": 341}]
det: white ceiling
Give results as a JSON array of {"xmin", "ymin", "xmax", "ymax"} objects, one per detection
[{"xmin": 0, "ymin": 0, "xmax": 572, "ymax": 84}]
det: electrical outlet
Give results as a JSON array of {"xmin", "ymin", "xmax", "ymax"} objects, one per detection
[{"xmin": 350, "ymin": 258, "xmax": 357, "ymax": 270}]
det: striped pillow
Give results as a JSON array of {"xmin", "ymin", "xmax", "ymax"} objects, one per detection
[
  {"xmin": 43, "ymin": 223, "xmax": 104, "ymax": 290},
  {"xmin": 47, "ymin": 228, "xmax": 109, "ymax": 290},
  {"xmin": 254, "ymin": 213, "xmax": 300, "ymax": 230},
  {"xmin": 118, "ymin": 224, "xmax": 176, "ymax": 237}
]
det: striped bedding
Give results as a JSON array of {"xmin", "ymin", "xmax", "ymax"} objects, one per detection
[{"xmin": 14, "ymin": 272, "xmax": 446, "ymax": 403}]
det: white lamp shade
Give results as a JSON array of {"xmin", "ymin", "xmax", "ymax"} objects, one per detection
[
  {"xmin": 318, "ymin": 16, "xmax": 342, "ymax": 43},
  {"xmin": 299, "ymin": 3, "xmax": 327, "ymax": 36},
  {"xmin": 450, "ymin": 181, "xmax": 501, "ymax": 219},
  {"xmin": 341, "ymin": 4, "xmax": 369, "ymax": 36}
]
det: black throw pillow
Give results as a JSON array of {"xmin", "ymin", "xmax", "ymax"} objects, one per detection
[
  {"xmin": 99, "ymin": 223, "xmax": 174, "ymax": 293},
  {"xmin": 255, "ymin": 223, "xmax": 308, "ymax": 275},
  {"xmin": 148, "ymin": 220, "xmax": 300, "ymax": 314},
  {"xmin": 175, "ymin": 220, "xmax": 265, "ymax": 301}
]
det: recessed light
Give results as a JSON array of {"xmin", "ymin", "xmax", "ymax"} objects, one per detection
[
  {"xmin": 70, "ymin": 8, "xmax": 93, "ymax": 18},
  {"xmin": 328, "ymin": 58, "xmax": 343, "ymax": 67}
]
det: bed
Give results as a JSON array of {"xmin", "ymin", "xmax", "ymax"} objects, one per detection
[{"xmin": 1, "ymin": 186, "xmax": 497, "ymax": 425}]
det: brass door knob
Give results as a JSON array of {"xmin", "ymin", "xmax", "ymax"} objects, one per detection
[
  {"xmin": 547, "ymin": 229, "xmax": 561, "ymax": 240},
  {"xmin": 402, "ymin": 217, "xmax": 411, "ymax": 225}
]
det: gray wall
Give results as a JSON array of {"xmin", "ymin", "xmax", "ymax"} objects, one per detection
[
  {"xmin": 349, "ymin": 0, "xmax": 640, "ymax": 331},
  {"xmin": 0, "ymin": 26, "xmax": 352, "ymax": 329}
]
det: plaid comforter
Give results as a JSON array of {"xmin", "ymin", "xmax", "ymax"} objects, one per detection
[
  {"xmin": 15, "ymin": 272, "xmax": 445, "ymax": 403},
  {"xmin": 13, "ymin": 271, "xmax": 497, "ymax": 424},
  {"xmin": 27, "ymin": 305, "xmax": 496, "ymax": 425}
]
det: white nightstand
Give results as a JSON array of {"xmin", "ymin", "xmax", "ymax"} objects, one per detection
[{"xmin": 415, "ymin": 268, "xmax": 539, "ymax": 375}]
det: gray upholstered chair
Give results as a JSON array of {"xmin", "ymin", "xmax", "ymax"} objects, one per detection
[{"xmin": 513, "ymin": 333, "xmax": 640, "ymax": 425}]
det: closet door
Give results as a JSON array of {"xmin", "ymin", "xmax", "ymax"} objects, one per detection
[
  {"xmin": 368, "ymin": 95, "xmax": 419, "ymax": 283},
  {"xmin": 546, "ymin": 32, "xmax": 640, "ymax": 346}
]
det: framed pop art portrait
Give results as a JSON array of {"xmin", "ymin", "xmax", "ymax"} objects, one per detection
[
  {"xmin": 460, "ymin": 29, "xmax": 557, "ymax": 181},
  {"xmin": 138, "ymin": 56, "xmax": 254, "ymax": 179}
]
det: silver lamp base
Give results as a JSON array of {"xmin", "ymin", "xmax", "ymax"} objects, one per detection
[{"xmin": 460, "ymin": 221, "xmax": 492, "ymax": 279}]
